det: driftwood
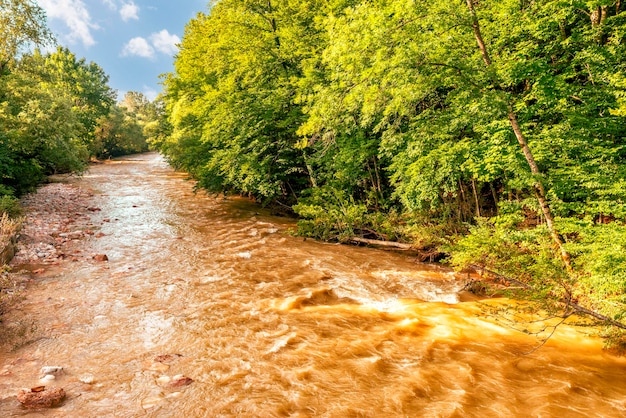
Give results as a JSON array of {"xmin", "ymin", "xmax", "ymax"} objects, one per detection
[
  {"xmin": 348, "ymin": 237, "xmax": 415, "ymax": 250},
  {"xmin": 468, "ymin": 264, "xmax": 626, "ymax": 331},
  {"xmin": 347, "ymin": 237, "xmax": 445, "ymax": 262}
]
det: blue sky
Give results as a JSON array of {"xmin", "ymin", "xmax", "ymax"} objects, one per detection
[{"xmin": 38, "ymin": 0, "xmax": 208, "ymax": 101}]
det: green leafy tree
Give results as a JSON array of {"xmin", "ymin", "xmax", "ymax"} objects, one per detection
[
  {"xmin": 161, "ymin": 0, "xmax": 360, "ymax": 201},
  {"xmin": 0, "ymin": 48, "xmax": 116, "ymax": 194},
  {"xmin": 94, "ymin": 92, "xmax": 152, "ymax": 158},
  {"xmin": 0, "ymin": 52, "xmax": 88, "ymax": 193},
  {"xmin": 0, "ymin": 0, "xmax": 53, "ymax": 74},
  {"xmin": 156, "ymin": 0, "xmax": 626, "ymax": 339},
  {"xmin": 143, "ymin": 96, "xmax": 172, "ymax": 151},
  {"xmin": 40, "ymin": 47, "xmax": 116, "ymax": 154}
]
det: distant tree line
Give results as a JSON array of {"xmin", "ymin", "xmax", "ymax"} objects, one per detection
[
  {"xmin": 157, "ymin": 0, "xmax": 626, "ymax": 345},
  {"xmin": 0, "ymin": 0, "xmax": 156, "ymax": 201}
]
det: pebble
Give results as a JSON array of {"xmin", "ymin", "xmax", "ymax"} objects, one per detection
[
  {"xmin": 170, "ymin": 375, "xmax": 193, "ymax": 387},
  {"xmin": 141, "ymin": 396, "xmax": 164, "ymax": 409},
  {"xmin": 79, "ymin": 374, "xmax": 95, "ymax": 384},
  {"xmin": 40, "ymin": 366, "xmax": 64, "ymax": 375},
  {"xmin": 156, "ymin": 375, "xmax": 171, "ymax": 385},
  {"xmin": 93, "ymin": 254, "xmax": 109, "ymax": 262},
  {"xmin": 39, "ymin": 374, "xmax": 56, "ymax": 384}
]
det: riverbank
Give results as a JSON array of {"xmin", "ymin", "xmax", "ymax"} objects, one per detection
[
  {"xmin": 10, "ymin": 182, "xmax": 100, "ymax": 267},
  {"xmin": 0, "ymin": 180, "xmax": 107, "ymax": 347}
]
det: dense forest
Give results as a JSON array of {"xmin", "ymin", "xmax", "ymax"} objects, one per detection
[
  {"xmin": 156, "ymin": 0, "xmax": 626, "ymax": 345},
  {"xmin": 0, "ymin": 0, "xmax": 155, "ymax": 204},
  {"xmin": 2, "ymin": 0, "xmax": 625, "ymax": 346}
]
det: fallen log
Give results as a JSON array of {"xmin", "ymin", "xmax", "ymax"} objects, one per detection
[
  {"xmin": 467, "ymin": 264, "xmax": 626, "ymax": 331},
  {"xmin": 348, "ymin": 237, "xmax": 415, "ymax": 250}
]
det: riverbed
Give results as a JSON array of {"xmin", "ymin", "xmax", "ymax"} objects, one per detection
[{"xmin": 0, "ymin": 153, "xmax": 625, "ymax": 417}]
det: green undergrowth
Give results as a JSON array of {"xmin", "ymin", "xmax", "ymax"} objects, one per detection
[
  {"xmin": 450, "ymin": 214, "xmax": 626, "ymax": 350},
  {"xmin": 292, "ymin": 187, "xmax": 454, "ymax": 250}
]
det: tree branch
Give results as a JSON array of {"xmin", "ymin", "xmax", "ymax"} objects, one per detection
[{"xmin": 468, "ymin": 264, "xmax": 626, "ymax": 331}]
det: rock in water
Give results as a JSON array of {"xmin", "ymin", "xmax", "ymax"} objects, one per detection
[
  {"xmin": 153, "ymin": 353, "xmax": 182, "ymax": 363},
  {"xmin": 170, "ymin": 375, "xmax": 193, "ymax": 388},
  {"xmin": 93, "ymin": 254, "xmax": 108, "ymax": 261},
  {"xmin": 79, "ymin": 374, "xmax": 95, "ymax": 384},
  {"xmin": 38, "ymin": 375, "xmax": 56, "ymax": 385},
  {"xmin": 17, "ymin": 387, "xmax": 66, "ymax": 409},
  {"xmin": 40, "ymin": 366, "xmax": 64, "ymax": 376}
]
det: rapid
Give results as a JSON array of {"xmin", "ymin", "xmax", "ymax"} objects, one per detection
[{"xmin": 0, "ymin": 153, "xmax": 625, "ymax": 417}]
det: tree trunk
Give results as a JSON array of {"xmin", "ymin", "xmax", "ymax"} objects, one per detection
[
  {"xmin": 465, "ymin": 0, "xmax": 492, "ymax": 66},
  {"xmin": 465, "ymin": 0, "xmax": 572, "ymax": 271},
  {"xmin": 303, "ymin": 152, "xmax": 317, "ymax": 188},
  {"xmin": 507, "ymin": 108, "xmax": 571, "ymax": 270},
  {"xmin": 471, "ymin": 177, "xmax": 481, "ymax": 217},
  {"xmin": 348, "ymin": 237, "xmax": 415, "ymax": 250}
]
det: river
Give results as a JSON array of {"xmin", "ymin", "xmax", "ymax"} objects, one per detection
[{"xmin": 0, "ymin": 153, "xmax": 625, "ymax": 417}]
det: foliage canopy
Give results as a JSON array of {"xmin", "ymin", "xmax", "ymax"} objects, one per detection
[{"xmin": 159, "ymin": 0, "xmax": 626, "ymax": 340}]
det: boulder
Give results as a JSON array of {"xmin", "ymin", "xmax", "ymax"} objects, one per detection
[{"xmin": 17, "ymin": 387, "xmax": 66, "ymax": 409}]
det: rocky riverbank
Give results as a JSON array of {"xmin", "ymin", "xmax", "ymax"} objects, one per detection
[
  {"xmin": 1, "ymin": 180, "xmax": 104, "ymax": 347},
  {"xmin": 10, "ymin": 182, "xmax": 103, "ymax": 267}
]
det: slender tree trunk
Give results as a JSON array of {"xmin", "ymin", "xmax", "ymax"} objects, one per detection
[
  {"xmin": 458, "ymin": 179, "xmax": 469, "ymax": 222},
  {"xmin": 508, "ymin": 107, "xmax": 571, "ymax": 270},
  {"xmin": 366, "ymin": 161, "xmax": 380, "ymax": 209},
  {"xmin": 465, "ymin": 0, "xmax": 572, "ymax": 271},
  {"xmin": 303, "ymin": 152, "xmax": 317, "ymax": 188},
  {"xmin": 489, "ymin": 183, "xmax": 498, "ymax": 214},
  {"xmin": 471, "ymin": 178, "xmax": 481, "ymax": 217},
  {"xmin": 373, "ymin": 156, "xmax": 382, "ymax": 194},
  {"xmin": 465, "ymin": 0, "xmax": 492, "ymax": 66}
]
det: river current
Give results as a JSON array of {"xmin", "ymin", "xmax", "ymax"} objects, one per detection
[{"xmin": 0, "ymin": 153, "xmax": 624, "ymax": 417}]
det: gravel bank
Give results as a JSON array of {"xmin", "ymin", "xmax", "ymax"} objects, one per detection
[{"xmin": 11, "ymin": 182, "xmax": 100, "ymax": 266}]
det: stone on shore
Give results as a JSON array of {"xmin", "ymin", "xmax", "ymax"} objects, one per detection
[{"xmin": 17, "ymin": 387, "xmax": 66, "ymax": 409}]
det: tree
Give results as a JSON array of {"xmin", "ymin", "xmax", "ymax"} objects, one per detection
[
  {"xmin": 0, "ymin": 0, "xmax": 53, "ymax": 74},
  {"xmin": 40, "ymin": 47, "xmax": 116, "ymax": 154},
  {"xmin": 156, "ymin": 0, "xmax": 626, "ymax": 339},
  {"xmin": 161, "ymin": 0, "xmax": 360, "ymax": 201},
  {"xmin": 0, "ymin": 47, "xmax": 118, "ymax": 194},
  {"xmin": 0, "ymin": 52, "xmax": 88, "ymax": 193},
  {"xmin": 94, "ymin": 104, "xmax": 146, "ymax": 157},
  {"xmin": 93, "ymin": 91, "xmax": 152, "ymax": 158}
]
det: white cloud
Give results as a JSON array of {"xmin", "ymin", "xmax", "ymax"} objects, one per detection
[
  {"xmin": 120, "ymin": 2, "xmax": 139, "ymax": 22},
  {"xmin": 102, "ymin": 0, "xmax": 117, "ymax": 10},
  {"xmin": 39, "ymin": 0, "xmax": 98, "ymax": 47},
  {"xmin": 149, "ymin": 30, "xmax": 180, "ymax": 56},
  {"xmin": 143, "ymin": 87, "xmax": 158, "ymax": 101},
  {"xmin": 121, "ymin": 37, "xmax": 154, "ymax": 59}
]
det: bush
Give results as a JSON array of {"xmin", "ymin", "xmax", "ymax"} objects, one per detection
[
  {"xmin": 293, "ymin": 187, "xmax": 368, "ymax": 241},
  {"xmin": 0, "ymin": 195, "xmax": 22, "ymax": 218}
]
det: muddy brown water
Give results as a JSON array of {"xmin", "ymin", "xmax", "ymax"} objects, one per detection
[{"xmin": 0, "ymin": 153, "xmax": 625, "ymax": 417}]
